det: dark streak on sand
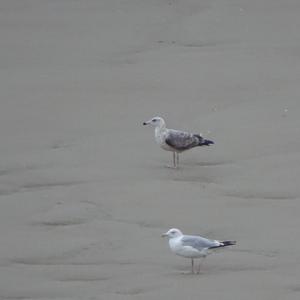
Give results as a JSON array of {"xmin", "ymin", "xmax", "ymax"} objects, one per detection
[{"xmin": 0, "ymin": 181, "xmax": 85, "ymax": 197}]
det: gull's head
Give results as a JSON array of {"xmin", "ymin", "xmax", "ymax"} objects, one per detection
[
  {"xmin": 162, "ymin": 228, "xmax": 183, "ymax": 239},
  {"xmin": 143, "ymin": 116, "xmax": 165, "ymax": 127}
]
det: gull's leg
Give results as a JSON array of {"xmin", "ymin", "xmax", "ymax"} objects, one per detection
[
  {"xmin": 176, "ymin": 152, "xmax": 179, "ymax": 168},
  {"xmin": 191, "ymin": 258, "xmax": 194, "ymax": 274},
  {"xmin": 165, "ymin": 152, "xmax": 176, "ymax": 169},
  {"xmin": 173, "ymin": 152, "xmax": 176, "ymax": 168},
  {"xmin": 197, "ymin": 257, "xmax": 205, "ymax": 274}
]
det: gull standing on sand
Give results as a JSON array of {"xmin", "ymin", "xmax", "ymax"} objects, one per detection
[
  {"xmin": 162, "ymin": 228, "xmax": 236, "ymax": 274},
  {"xmin": 143, "ymin": 117, "xmax": 214, "ymax": 168}
]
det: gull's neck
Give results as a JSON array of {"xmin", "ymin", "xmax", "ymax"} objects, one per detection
[
  {"xmin": 170, "ymin": 235, "xmax": 182, "ymax": 241},
  {"xmin": 169, "ymin": 235, "xmax": 182, "ymax": 249},
  {"xmin": 155, "ymin": 120, "xmax": 167, "ymax": 134}
]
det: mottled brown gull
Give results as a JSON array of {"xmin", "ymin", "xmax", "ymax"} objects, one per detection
[{"xmin": 143, "ymin": 117, "xmax": 214, "ymax": 168}]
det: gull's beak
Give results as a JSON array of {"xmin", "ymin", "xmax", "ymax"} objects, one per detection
[
  {"xmin": 143, "ymin": 121, "xmax": 150, "ymax": 125},
  {"xmin": 161, "ymin": 232, "xmax": 168, "ymax": 237}
]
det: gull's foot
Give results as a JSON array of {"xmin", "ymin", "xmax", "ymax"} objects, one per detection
[
  {"xmin": 165, "ymin": 164, "xmax": 178, "ymax": 169},
  {"xmin": 180, "ymin": 271, "xmax": 195, "ymax": 275}
]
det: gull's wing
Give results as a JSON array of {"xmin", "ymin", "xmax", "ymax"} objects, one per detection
[
  {"xmin": 165, "ymin": 129, "xmax": 200, "ymax": 151},
  {"xmin": 181, "ymin": 235, "xmax": 220, "ymax": 251}
]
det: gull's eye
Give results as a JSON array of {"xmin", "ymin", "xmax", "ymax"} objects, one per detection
[{"xmin": 152, "ymin": 119, "xmax": 157, "ymax": 122}]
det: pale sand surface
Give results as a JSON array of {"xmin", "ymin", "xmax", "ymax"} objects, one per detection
[{"xmin": 1, "ymin": 0, "xmax": 300, "ymax": 299}]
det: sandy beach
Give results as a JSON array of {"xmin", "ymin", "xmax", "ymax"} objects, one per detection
[{"xmin": 1, "ymin": 0, "xmax": 300, "ymax": 299}]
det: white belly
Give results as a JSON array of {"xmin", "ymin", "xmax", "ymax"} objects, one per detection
[{"xmin": 169, "ymin": 238, "xmax": 208, "ymax": 258}]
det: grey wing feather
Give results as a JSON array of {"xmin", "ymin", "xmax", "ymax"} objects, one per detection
[
  {"xmin": 181, "ymin": 235, "xmax": 219, "ymax": 250},
  {"xmin": 165, "ymin": 130, "xmax": 199, "ymax": 151}
]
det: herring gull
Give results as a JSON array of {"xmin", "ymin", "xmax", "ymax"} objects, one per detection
[
  {"xmin": 143, "ymin": 117, "xmax": 214, "ymax": 168},
  {"xmin": 162, "ymin": 228, "xmax": 236, "ymax": 274}
]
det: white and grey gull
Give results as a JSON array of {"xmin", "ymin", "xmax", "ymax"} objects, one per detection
[
  {"xmin": 143, "ymin": 116, "xmax": 214, "ymax": 168},
  {"xmin": 162, "ymin": 228, "xmax": 236, "ymax": 274}
]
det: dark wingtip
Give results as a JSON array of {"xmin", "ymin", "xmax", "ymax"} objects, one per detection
[
  {"xmin": 210, "ymin": 240, "xmax": 236, "ymax": 249},
  {"xmin": 223, "ymin": 240, "xmax": 236, "ymax": 246},
  {"xmin": 203, "ymin": 139, "xmax": 214, "ymax": 146}
]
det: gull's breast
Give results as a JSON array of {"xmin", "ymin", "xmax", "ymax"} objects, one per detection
[{"xmin": 155, "ymin": 129, "xmax": 174, "ymax": 151}]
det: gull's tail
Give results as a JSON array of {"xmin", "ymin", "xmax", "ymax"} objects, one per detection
[
  {"xmin": 195, "ymin": 134, "xmax": 214, "ymax": 146},
  {"xmin": 209, "ymin": 240, "xmax": 236, "ymax": 249}
]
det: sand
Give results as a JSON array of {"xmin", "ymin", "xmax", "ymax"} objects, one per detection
[{"xmin": 0, "ymin": 0, "xmax": 300, "ymax": 299}]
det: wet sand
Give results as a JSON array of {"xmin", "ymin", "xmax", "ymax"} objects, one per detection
[{"xmin": 1, "ymin": 0, "xmax": 300, "ymax": 299}]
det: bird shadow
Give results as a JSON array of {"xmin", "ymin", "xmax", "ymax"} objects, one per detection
[{"xmin": 193, "ymin": 160, "xmax": 234, "ymax": 167}]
